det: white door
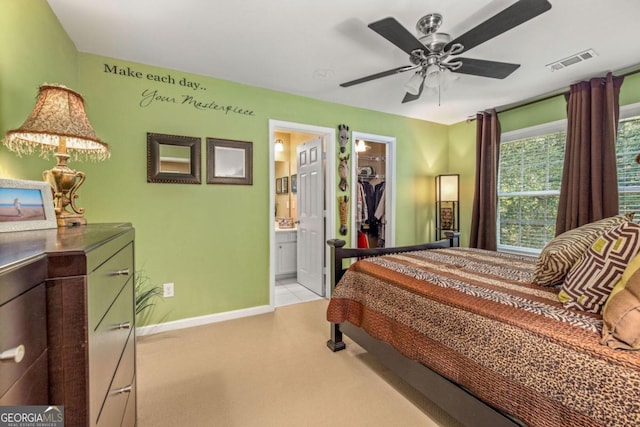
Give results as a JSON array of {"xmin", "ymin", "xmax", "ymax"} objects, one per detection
[{"xmin": 296, "ymin": 138, "xmax": 324, "ymax": 296}]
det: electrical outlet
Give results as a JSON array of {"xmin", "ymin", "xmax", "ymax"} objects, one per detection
[{"xmin": 163, "ymin": 282, "xmax": 174, "ymax": 298}]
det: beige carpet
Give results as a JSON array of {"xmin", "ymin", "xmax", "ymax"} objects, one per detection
[{"xmin": 136, "ymin": 299, "xmax": 462, "ymax": 427}]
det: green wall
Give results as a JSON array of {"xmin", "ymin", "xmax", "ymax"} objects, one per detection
[
  {"xmin": 0, "ymin": 0, "xmax": 77, "ymax": 178},
  {"xmin": 74, "ymin": 55, "xmax": 450, "ymax": 324}
]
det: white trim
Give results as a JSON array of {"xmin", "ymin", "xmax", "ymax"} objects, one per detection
[
  {"xmin": 501, "ymin": 118, "xmax": 566, "ymax": 143},
  {"xmin": 620, "ymin": 101, "xmax": 640, "ymax": 120},
  {"xmin": 268, "ymin": 120, "xmax": 336, "ymax": 304},
  {"xmin": 350, "ymin": 131, "xmax": 397, "ymax": 249},
  {"xmin": 136, "ymin": 305, "xmax": 274, "ymax": 336},
  {"xmin": 501, "ymin": 101, "xmax": 640, "ymax": 143}
]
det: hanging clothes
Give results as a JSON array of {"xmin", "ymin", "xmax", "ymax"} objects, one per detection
[
  {"xmin": 358, "ymin": 180, "xmax": 376, "ymax": 233},
  {"xmin": 357, "ymin": 230, "xmax": 369, "ymax": 249},
  {"xmin": 374, "ymin": 183, "xmax": 386, "ymax": 247},
  {"xmin": 356, "ymin": 181, "xmax": 369, "ymax": 229}
]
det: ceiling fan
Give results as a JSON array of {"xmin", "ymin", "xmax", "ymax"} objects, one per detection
[{"xmin": 340, "ymin": 0, "xmax": 552, "ymax": 103}]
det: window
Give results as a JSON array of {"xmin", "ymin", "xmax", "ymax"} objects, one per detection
[
  {"xmin": 616, "ymin": 114, "xmax": 640, "ymax": 214},
  {"xmin": 497, "ymin": 103, "xmax": 640, "ymax": 253}
]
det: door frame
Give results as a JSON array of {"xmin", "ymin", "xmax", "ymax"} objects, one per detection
[
  {"xmin": 268, "ymin": 120, "xmax": 336, "ymax": 307},
  {"xmin": 350, "ymin": 131, "xmax": 396, "ymax": 249}
]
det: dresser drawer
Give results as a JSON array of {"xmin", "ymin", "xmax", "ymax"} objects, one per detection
[
  {"xmin": 90, "ymin": 279, "xmax": 134, "ymax": 423},
  {"xmin": 0, "ymin": 350, "xmax": 48, "ymax": 405},
  {"xmin": 88, "ymin": 242, "xmax": 134, "ymax": 330},
  {"xmin": 0, "ymin": 283, "xmax": 47, "ymax": 398},
  {"xmin": 96, "ymin": 331, "xmax": 135, "ymax": 427}
]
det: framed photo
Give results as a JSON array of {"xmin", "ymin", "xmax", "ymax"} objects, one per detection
[
  {"xmin": 281, "ymin": 176, "xmax": 288, "ymax": 194},
  {"xmin": 0, "ymin": 179, "xmax": 57, "ymax": 232},
  {"xmin": 276, "ymin": 178, "xmax": 282, "ymax": 194},
  {"xmin": 291, "ymin": 174, "xmax": 297, "ymax": 194},
  {"xmin": 207, "ymin": 138, "xmax": 253, "ymax": 185}
]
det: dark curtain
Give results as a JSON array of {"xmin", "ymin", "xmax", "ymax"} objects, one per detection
[
  {"xmin": 555, "ymin": 72, "xmax": 624, "ymax": 235},
  {"xmin": 470, "ymin": 109, "xmax": 500, "ymax": 250}
]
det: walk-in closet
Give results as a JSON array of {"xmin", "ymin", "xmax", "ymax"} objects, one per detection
[{"xmin": 355, "ymin": 139, "xmax": 388, "ymax": 248}]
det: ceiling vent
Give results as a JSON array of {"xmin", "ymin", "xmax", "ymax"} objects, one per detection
[{"xmin": 546, "ymin": 49, "xmax": 598, "ymax": 71}]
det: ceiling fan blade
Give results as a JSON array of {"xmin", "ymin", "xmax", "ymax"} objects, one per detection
[
  {"xmin": 340, "ymin": 65, "xmax": 415, "ymax": 87},
  {"xmin": 369, "ymin": 17, "xmax": 425, "ymax": 55},
  {"xmin": 451, "ymin": 57, "xmax": 520, "ymax": 79},
  {"xmin": 402, "ymin": 81, "xmax": 424, "ymax": 103},
  {"xmin": 445, "ymin": 0, "xmax": 551, "ymax": 54}
]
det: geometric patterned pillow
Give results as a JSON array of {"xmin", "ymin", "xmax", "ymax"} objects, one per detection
[
  {"xmin": 534, "ymin": 214, "xmax": 632, "ymax": 287},
  {"xmin": 559, "ymin": 221, "xmax": 640, "ymax": 313}
]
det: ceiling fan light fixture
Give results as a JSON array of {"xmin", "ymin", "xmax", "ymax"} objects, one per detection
[
  {"xmin": 440, "ymin": 68, "xmax": 459, "ymax": 90},
  {"xmin": 404, "ymin": 71, "xmax": 424, "ymax": 95},
  {"xmin": 424, "ymin": 64, "xmax": 441, "ymax": 88}
]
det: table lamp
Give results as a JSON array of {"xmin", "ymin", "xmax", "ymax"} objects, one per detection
[{"xmin": 3, "ymin": 84, "xmax": 110, "ymax": 226}]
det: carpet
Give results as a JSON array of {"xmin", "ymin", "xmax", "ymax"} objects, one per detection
[{"xmin": 136, "ymin": 299, "xmax": 461, "ymax": 427}]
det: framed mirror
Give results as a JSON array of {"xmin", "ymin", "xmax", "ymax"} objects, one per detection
[
  {"xmin": 206, "ymin": 138, "xmax": 253, "ymax": 185},
  {"xmin": 147, "ymin": 132, "xmax": 201, "ymax": 184}
]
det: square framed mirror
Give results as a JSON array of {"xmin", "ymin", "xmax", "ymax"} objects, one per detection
[
  {"xmin": 206, "ymin": 138, "xmax": 253, "ymax": 185},
  {"xmin": 147, "ymin": 133, "xmax": 201, "ymax": 184}
]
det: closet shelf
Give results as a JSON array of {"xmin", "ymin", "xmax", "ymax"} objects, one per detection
[
  {"xmin": 358, "ymin": 174, "xmax": 385, "ymax": 180},
  {"xmin": 358, "ymin": 155, "xmax": 386, "ymax": 161}
]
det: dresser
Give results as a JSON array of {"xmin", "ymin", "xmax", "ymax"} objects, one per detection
[{"xmin": 0, "ymin": 223, "xmax": 136, "ymax": 427}]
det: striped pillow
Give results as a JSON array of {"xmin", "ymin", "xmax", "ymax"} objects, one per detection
[
  {"xmin": 560, "ymin": 221, "xmax": 640, "ymax": 313},
  {"xmin": 533, "ymin": 215, "xmax": 631, "ymax": 287}
]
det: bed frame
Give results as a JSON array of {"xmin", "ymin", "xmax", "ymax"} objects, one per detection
[{"xmin": 326, "ymin": 234, "xmax": 524, "ymax": 427}]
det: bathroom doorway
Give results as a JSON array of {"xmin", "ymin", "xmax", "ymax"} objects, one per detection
[{"xmin": 268, "ymin": 120, "xmax": 336, "ymax": 308}]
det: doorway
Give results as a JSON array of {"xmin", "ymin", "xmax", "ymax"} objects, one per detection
[
  {"xmin": 268, "ymin": 120, "xmax": 336, "ymax": 308},
  {"xmin": 350, "ymin": 132, "xmax": 396, "ymax": 249}
]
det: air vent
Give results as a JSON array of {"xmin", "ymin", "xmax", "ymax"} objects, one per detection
[{"xmin": 546, "ymin": 49, "xmax": 598, "ymax": 71}]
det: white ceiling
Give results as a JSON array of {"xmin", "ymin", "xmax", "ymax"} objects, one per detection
[{"xmin": 47, "ymin": 0, "xmax": 640, "ymax": 125}]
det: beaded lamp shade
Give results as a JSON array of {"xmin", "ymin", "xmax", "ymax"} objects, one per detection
[
  {"xmin": 3, "ymin": 84, "xmax": 110, "ymax": 226},
  {"xmin": 4, "ymin": 84, "xmax": 109, "ymax": 160}
]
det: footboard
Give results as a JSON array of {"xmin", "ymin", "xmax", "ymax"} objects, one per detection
[{"xmin": 326, "ymin": 232, "xmax": 458, "ymax": 351}]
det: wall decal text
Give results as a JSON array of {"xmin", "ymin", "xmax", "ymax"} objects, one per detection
[{"xmin": 103, "ymin": 63, "xmax": 256, "ymax": 117}]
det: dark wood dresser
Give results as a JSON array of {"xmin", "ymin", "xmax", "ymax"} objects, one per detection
[{"xmin": 0, "ymin": 223, "xmax": 136, "ymax": 427}]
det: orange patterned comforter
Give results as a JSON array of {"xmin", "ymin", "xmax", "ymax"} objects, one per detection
[{"xmin": 327, "ymin": 248, "xmax": 640, "ymax": 427}]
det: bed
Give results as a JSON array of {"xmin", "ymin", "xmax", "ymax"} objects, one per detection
[{"xmin": 325, "ymin": 234, "xmax": 640, "ymax": 427}]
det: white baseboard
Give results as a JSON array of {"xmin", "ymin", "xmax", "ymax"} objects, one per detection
[{"xmin": 136, "ymin": 304, "xmax": 274, "ymax": 336}]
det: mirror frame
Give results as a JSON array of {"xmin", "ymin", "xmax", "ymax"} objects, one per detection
[
  {"xmin": 206, "ymin": 138, "xmax": 253, "ymax": 185},
  {"xmin": 147, "ymin": 132, "xmax": 201, "ymax": 184}
]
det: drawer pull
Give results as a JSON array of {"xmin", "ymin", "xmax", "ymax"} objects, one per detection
[
  {"xmin": 113, "ymin": 268, "xmax": 130, "ymax": 276},
  {"xmin": 115, "ymin": 321, "xmax": 132, "ymax": 330},
  {"xmin": 0, "ymin": 344, "xmax": 25, "ymax": 363},
  {"xmin": 113, "ymin": 384, "xmax": 132, "ymax": 395}
]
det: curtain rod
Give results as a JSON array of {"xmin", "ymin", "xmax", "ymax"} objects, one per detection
[{"xmin": 466, "ymin": 66, "xmax": 640, "ymax": 122}]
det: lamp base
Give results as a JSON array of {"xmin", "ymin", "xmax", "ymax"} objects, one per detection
[
  {"xmin": 43, "ymin": 152, "xmax": 87, "ymax": 228},
  {"xmin": 56, "ymin": 212, "xmax": 87, "ymax": 227}
]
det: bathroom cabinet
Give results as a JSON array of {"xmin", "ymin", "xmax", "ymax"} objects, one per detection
[{"xmin": 275, "ymin": 230, "xmax": 297, "ymax": 278}]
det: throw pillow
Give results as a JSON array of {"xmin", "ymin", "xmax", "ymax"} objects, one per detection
[
  {"xmin": 534, "ymin": 214, "xmax": 631, "ymax": 287},
  {"xmin": 559, "ymin": 221, "xmax": 640, "ymax": 313},
  {"xmin": 601, "ymin": 253, "xmax": 640, "ymax": 350}
]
